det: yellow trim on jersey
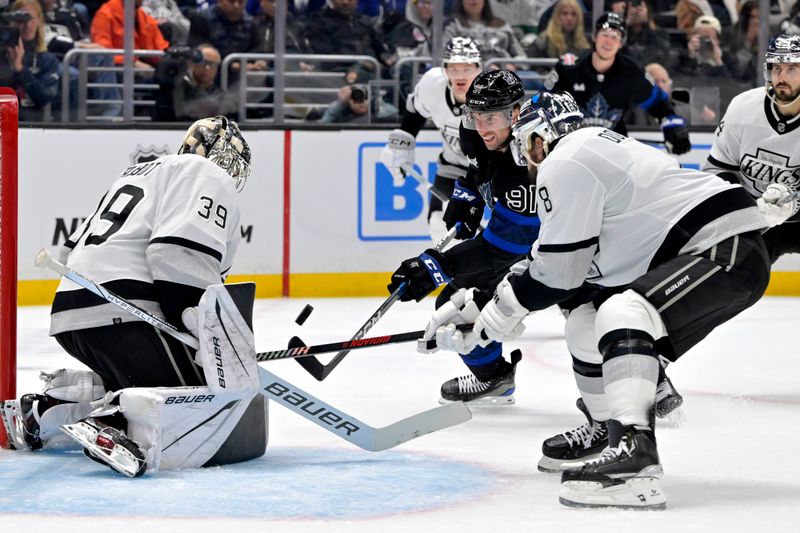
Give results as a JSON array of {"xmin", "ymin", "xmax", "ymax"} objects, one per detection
[{"xmin": 16, "ymin": 271, "xmax": 800, "ymax": 306}]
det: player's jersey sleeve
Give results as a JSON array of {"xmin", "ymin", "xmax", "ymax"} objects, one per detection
[
  {"xmin": 704, "ymin": 103, "xmax": 744, "ymax": 181},
  {"xmin": 405, "ymin": 68, "xmax": 439, "ymax": 120},
  {"xmin": 512, "ymin": 160, "xmax": 604, "ymax": 311}
]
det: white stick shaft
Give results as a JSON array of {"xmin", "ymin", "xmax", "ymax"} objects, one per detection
[{"xmin": 35, "ymin": 249, "xmax": 200, "ymax": 350}]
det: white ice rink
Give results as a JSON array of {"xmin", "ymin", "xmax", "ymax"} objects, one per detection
[{"xmin": 2, "ymin": 296, "xmax": 799, "ymax": 532}]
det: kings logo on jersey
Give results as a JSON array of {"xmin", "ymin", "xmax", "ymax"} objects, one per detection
[
  {"xmin": 739, "ymin": 148, "xmax": 800, "ymax": 193},
  {"xmin": 131, "ymin": 144, "xmax": 171, "ymax": 164}
]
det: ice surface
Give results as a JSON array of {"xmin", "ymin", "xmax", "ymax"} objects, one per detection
[{"xmin": 2, "ymin": 297, "xmax": 799, "ymax": 532}]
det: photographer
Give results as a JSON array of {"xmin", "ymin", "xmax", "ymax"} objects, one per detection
[
  {"xmin": 153, "ymin": 43, "xmax": 237, "ymax": 121},
  {"xmin": 0, "ymin": 0, "xmax": 60, "ymax": 121},
  {"xmin": 319, "ymin": 83, "xmax": 398, "ymax": 124}
]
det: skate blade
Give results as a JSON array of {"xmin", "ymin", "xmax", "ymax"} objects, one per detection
[
  {"xmin": 559, "ymin": 477, "xmax": 667, "ymax": 510},
  {"xmin": 60, "ymin": 423, "xmax": 142, "ymax": 478},
  {"xmin": 537, "ymin": 453, "xmax": 601, "ymax": 473},
  {"xmin": 656, "ymin": 395, "xmax": 684, "ymax": 419},
  {"xmin": 438, "ymin": 395, "xmax": 515, "ymax": 407}
]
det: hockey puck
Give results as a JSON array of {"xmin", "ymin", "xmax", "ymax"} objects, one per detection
[{"xmin": 295, "ymin": 304, "xmax": 314, "ymax": 326}]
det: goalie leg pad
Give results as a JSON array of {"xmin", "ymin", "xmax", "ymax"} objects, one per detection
[
  {"xmin": 195, "ymin": 283, "xmax": 259, "ymax": 394},
  {"xmin": 119, "ymin": 386, "xmax": 266, "ymax": 472}
]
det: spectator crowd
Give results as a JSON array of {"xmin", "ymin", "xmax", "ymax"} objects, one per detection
[{"xmin": 1, "ymin": 0, "xmax": 799, "ymax": 124}]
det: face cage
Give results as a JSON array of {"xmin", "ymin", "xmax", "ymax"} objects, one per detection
[
  {"xmin": 463, "ymin": 107, "xmax": 515, "ymax": 131},
  {"xmin": 207, "ymin": 139, "xmax": 252, "ymax": 192}
]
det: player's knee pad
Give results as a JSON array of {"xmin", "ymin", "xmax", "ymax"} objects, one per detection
[
  {"xmin": 36, "ymin": 369, "xmax": 106, "ymax": 447},
  {"xmin": 595, "ymin": 290, "xmax": 667, "ymax": 358},
  {"xmin": 119, "ymin": 386, "xmax": 267, "ymax": 472}
]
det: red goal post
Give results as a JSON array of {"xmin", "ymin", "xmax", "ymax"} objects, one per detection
[{"xmin": 0, "ymin": 88, "xmax": 18, "ymax": 448}]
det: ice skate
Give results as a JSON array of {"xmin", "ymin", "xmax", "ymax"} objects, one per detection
[
  {"xmin": 439, "ymin": 350, "xmax": 521, "ymax": 405},
  {"xmin": 61, "ymin": 417, "xmax": 147, "ymax": 478},
  {"xmin": 655, "ymin": 367, "xmax": 683, "ymax": 419},
  {"xmin": 559, "ymin": 423, "xmax": 666, "ymax": 510},
  {"xmin": 1, "ymin": 394, "xmax": 45, "ymax": 450},
  {"xmin": 538, "ymin": 398, "xmax": 608, "ymax": 473}
]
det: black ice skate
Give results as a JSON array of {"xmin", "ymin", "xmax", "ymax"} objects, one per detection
[
  {"xmin": 439, "ymin": 350, "xmax": 521, "ymax": 405},
  {"xmin": 61, "ymin": 417, "xmax": 147, "ymax": 478},
  {"xmin": 538, "ymin": 398, "xmax": 608, "ymax": 473},
  {"xmin": 559, "ymin": 422, "xmax": 666, "ymax": 510},
  {"xmin": 655, "ymin": 365, "xmax": 683, "ymax": 419}
]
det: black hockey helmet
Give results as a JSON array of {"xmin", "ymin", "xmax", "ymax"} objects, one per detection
[
  {"xmin": 595, "ymin": 12, "xmax": 626, "ymax": 41},
  {"xmin": 465, "ymin": 70, "xmax": 525, "ymax": 113},
  {"xmin": 178, "ymin": 115, "xmax": 252, "ymax": 191}
]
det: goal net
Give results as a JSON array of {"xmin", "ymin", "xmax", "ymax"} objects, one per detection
[{"xmin": 0, "ymin": 88, "xmax": 18, "ymax": 448}]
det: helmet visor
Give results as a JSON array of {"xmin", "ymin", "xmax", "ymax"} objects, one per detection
[{"xmin": 463, "ymin": 108, "xmax": 515, "ymax": 131}]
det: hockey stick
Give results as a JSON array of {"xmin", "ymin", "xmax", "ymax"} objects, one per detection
[
  {"xmin": 294, "ymin": 224, "xmax": 459, "ymax": 381},
  {"xmin": 35, "ymin": 249, "xmax": 471, "ymax": 451},
  {"xmin": 400, "ymin": 166, "xmax": 449, "ymax": 203},
  {"xmin": 260, "ymin": 329, "xmax": 429, "ymax": 361}
]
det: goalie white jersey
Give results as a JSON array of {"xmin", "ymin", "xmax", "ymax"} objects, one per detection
[
  {"xmin": 406, "ymin": 67, "xmax": 471, "ymax": 179},
  {"xmin": 51, "ymin": 153, "xmax": 241, "ymax": 335},
  {"xmin": 704, "ymin": 87, "xmax": 800, "ymax": 220},
  {"xmin": 530, "ymin": 127, "xmax": 767, "ymax": 289}
]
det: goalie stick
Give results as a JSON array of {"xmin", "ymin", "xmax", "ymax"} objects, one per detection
[
  {"xmin": 294, "ymin": 224, "xmax": 459, "ymax": 381},
  {"xmin": 35, "ymin": 249, "xmax": 471, "ymax": 451}
]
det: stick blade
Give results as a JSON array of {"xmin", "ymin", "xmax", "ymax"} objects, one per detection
[
  {"xmin": 369, "ymin": 402, "xmax": 472, "ymax": 452},
  {"xmin": 290, "ymin": 337, "xmax": 328, "ymax": 381}
]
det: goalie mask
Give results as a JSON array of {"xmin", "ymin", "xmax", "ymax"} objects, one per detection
[
  {"xmin": 178, "ymin": 115, "xmax": 252, "ymax": 191},
  {"xmin": 763, "ymin": 34, "xmax": 800, "ymax": 96},
  {"xmin": 511, "ymin": 92, "xmax": 584, "ymax": 165}
]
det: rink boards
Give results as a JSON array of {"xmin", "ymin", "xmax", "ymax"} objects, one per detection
[{"xmin": 15, "ymin": 128, "xmax": 800, "ymax": 304}]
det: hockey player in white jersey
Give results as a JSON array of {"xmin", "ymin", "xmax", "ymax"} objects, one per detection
[
  {"xmin": 381, "ymin": 36, "xmax": 482, "ymax": 242},
  {"xmin": 704, "ymin": 33, "xmax": 800, "ymax": 261},
  {"xmin": 424, "ymin": 92, "xmax": 770, "ymax": 508},
  {"xmin": 2, "ymin": 116, "xmax": 267, "ymax": 477}
]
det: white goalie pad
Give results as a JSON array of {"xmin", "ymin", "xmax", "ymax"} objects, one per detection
[
  {"xmin": 117, "ymin": 386, "xmax": 263, "ymax": 472},
  {"xmin": 194, "ymin": 283, "xmax": 260, "ymax": 394}
]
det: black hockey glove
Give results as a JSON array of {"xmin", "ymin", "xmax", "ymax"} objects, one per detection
[
  {"xmin": 388, "ymin": 249, "xmax": 453, "ymax": 302},
  {"xmin": 442, "ymin": 181, "xmax": 484, "ymax": 240},
  {"xmin": 661, "ymin": 115, "xmax": 691, "ymax": 155}
]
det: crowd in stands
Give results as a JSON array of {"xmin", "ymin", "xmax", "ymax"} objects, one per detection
[{"xmin": 1, "ymin": 0, "xmax": 799, "ymax": 124}]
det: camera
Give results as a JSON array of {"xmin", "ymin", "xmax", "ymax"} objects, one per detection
[
  {"xmin": 350, "ymin": 86, "xmax": 367, "ymax": 103},
  {"xmin": 0, "ymin": 10, "xmax": 31, "ymax": 49},
  {"xmin": 165, "ymin": 45, "xmax": 203, "ymax": 63},
  {"xmin": 699, "ymin": 36, "xmax": 714, "ymax": 54}
]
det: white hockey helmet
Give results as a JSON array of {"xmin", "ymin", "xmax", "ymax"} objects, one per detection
[
  {"xmin": 178, "ymin": 115, "xmax": 252, "ymax": 191},
  {"xmin": 763, "ymin": 34, "xmax": 800, "ymax": 92},
  {"xmin": 511, "ymin": 92, "xmax": 584, "ymax": 161},
  {"xmin": 443, "ymin": 36, "xmax": 482, "ymax": 65}
]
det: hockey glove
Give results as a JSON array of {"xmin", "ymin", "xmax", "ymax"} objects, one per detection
[
  {"xmin": 380, "ymin": 129, "xmax": 416, "ymax": 176},
  {"xmin": 473, "ymin": 276, "xmax": 529, "ymax": 345},
  {"xmin": 660, "ymin": 115, "xmax": 691, "ymax": 155},
  {"xmin": 388, "ymin": 249, "xmax": 453, "ymax": 302},
  {"xmin": 443, "ymin": 181, "xmax": 484, "ymax": 239},
  {"xmin": 757, "ymin": 183, "xmax": 800, "ymax": 227},
  {"xmin": 418, "ymin": 288, "xmax": 491, "ymax": 354}
]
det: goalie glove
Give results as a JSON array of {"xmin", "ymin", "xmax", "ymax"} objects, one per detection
[
  {"xmin": 380, "ymin": 129, "xmax": 416, "ymax": 175},
  {"xmin": 417, "ymin": 288, "xmax": 491, "ymax": 354},
  {"xmin": 388, "ymin": 249, "xmax": 453, "ymax": 302},
  {"xmin": 660, "ymin": 115, "xmax": 691, "ymax": 155},
  {"xmin": 473, "ymin": 276, "xmax": 529, "ymax": 345},
  {"xmin": 757, "ymin": 183, "xmax": 800, "ymax": 227},
  {"xmin": 443, "ymin": 181, "xmax": 484, "ymax": 239}
]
